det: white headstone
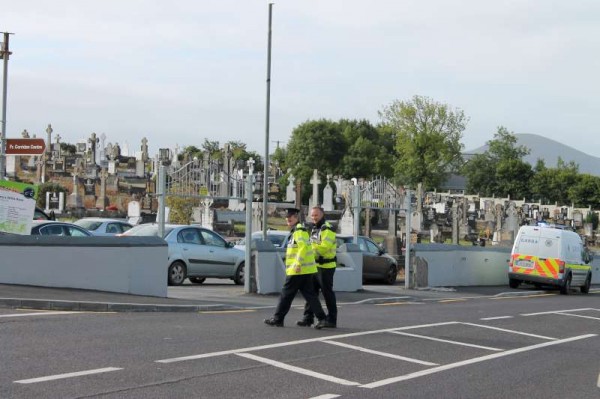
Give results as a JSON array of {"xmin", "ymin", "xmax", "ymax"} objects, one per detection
[
  {"xmin": 339, "ymin": 209, "xmax": 354, "ymax": 235},
  {"xmin": 322, "ymin": 175, "xmax": 334, "ymax": 211},
  {"xmin": 309, "ymin": 169, "xmax": 320, "ymax": 209},
  {"xmin": 128, "ymin": 201, "xmax": 141, "ymax": 218},
  {"xmin": 286, "ymin": 172, "xmax": 295, "ymax": 202}
]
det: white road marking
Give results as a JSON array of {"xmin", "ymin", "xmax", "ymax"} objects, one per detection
[
  {"xmin": 521, "ymin": 308, "xmax": 593, "ymax": 316},
  {"xmin": 237, "ymin": 353, "xmax": 360, "ymax": 386},
  {"xmin": 552, "ymin": 312, "xmax": 600, "ymax": 321},
  {"xmin": 360, "ymin": 334, "xmax": 597, "ymax": 389},
  {"xmin": 597, "ymin": 372, "xmax": 600, "ymax": 388},
  {"xmin": 480, "ymin": 316, "xmax": 513, "ymax": 320},
  {"xmin": 460, "ymin": 322, "xmax": 557, "ymax": 340},
  {"xmin": 0, "ymin": 311, "xmax": 81, "ymax": 318},
  {"xmin": 156, "ymin": 321, "xmax": 459, "ymax": 363},
  {"xmin": 14, "ymin": 367, "xmax": 122, "ymax": 384},
  {"xmin": 388, "ymin": 331, "xmax": 503, "ymax": 351},
  {"xmin": 324, "ymin": 340, "xmax": 438, "ymax": 366},
  {"xmin": 308, "ymin": 395, "xmax": 340, "ymax": 399}
]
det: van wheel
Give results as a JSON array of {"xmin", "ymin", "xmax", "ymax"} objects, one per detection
[
  {"xmin": 580, "ymin": 274, "xmax": 591, "ymax": 294},
  {"xmin": 168, "ymin": 261, "xmax": 187, "ymax": 286},
  {"xmin": 509, "ymin": 278, "xmax": 520, "ymax": 289},
  {"xmin": 559, "ymin": 274, "xmax": 571, "ymax": 295}
]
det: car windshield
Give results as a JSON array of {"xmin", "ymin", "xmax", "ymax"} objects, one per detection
[
  {"xmin": 75, "ymin": 220, "xmax": 103, "ymax": 230},
  {"xmin": 124, "ymin": 224, "xmax": 175, "ymax": 238}
]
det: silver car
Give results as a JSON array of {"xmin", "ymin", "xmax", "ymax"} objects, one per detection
[
  {"xmin": 121, "ymin": 224, "xmax": 245, "ymax": 286},
  {"xmin": 74, "ymin": 217, "xmax": 133, "ymax": 236}
]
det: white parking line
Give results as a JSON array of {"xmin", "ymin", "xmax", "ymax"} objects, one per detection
[
  {"xmin": 553, "ymin": 312, "xmax": 600, "ymax": 321},
  {"xmin": 460, "ymin": 322, "xmax": 557, "ymax": 340},
  {"xmin": 14, "ymin": 367, "xmax": 122, "ymax": 384},
  {"xmin": 597, "ymin": 372, "xmax": 600, "ymax": 388},
  {"xmin": 156, "ymin": 321, "xmax": 459, "ymax": 363},
  {"xmin": 308, "ymin": 395, "xmax": 339, "ymax": 399},
  {"xmin": 388, "ymin": 331, "xmax": 503, "ymax": 351},
  {"xmin": 236, "ymin": 353, "xmax": 360, "ymax": 386},
  {"xmin": 521, "ymin": 308, "xmax": 594, "ymax": 316},
  {"xmin": 324, "ymin": 340, "xmax": 438, "ymax": 366},
  {"xmin": 0, "ymin": 311, "xmax": 81, "ymax": 318},
  {"xmin": 360, "ymin": 334, "xmax": 597, "ymax": 389},
  {"xmin": 480, "ymin": 316, "xmax": 513, "ymax": 320}
]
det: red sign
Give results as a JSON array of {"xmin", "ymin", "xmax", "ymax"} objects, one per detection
[{"xmin": 5, "ymin": 138, "xmax": 46, "ymax": 155}]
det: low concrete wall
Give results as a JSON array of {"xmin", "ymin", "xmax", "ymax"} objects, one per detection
[
  {"xmin": 412, "ymin": 244, "xmax": 511, "ymax": 287},
  {"xmin": 412, "ymin": 243, "xmax": 600, "ymax": 287},
  {"xmin": 0, "ymin": 235, "xmax": 168, "ymax": 297},
  {"xmin": 253, "ymin": 241, "xmax": 363, "ymax": 294}
]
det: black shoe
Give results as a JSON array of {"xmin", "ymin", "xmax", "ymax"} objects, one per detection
[
  {"xmin": 314, "ymin": 319, "xmax": 336, "ymax": 329},
  {"xmin": 264, "ymin": 317, "xmax": 283, "ymax": 327},
  {"xmin": 296, "ymin": 319, "xmax": 314, "ymax": 327}
]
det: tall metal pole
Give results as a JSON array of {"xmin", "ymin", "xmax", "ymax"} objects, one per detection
[
  {"xmin": 0, "ymin": 32, "xmax": 13, "ymax": 179},
  {"xmin": 262, "ymin": 3, "xmax": 273, "ymax": 240},
  {"xmin": 244, "ymin": 165, "xmax": 253, "ymax": 293}
]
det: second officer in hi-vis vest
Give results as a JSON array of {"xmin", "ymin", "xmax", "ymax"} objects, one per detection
[
  {"xmin": 264, "ymin": 208, "xmax": 330, "ymax": 329},
  {"xmin": 297, "ymin": 206, "xmax": 337, "ymax": 328}
]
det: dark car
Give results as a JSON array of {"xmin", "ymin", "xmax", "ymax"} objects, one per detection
[
  {"xmin": 336, "ymin": 235, "xmax": 398, "ymax": 284},
  {"xmin": 34, "ymin": 207, "xmax": 55, "ymax": 220},
  {"xmin": 30, "ymin": 221, "xmax": 93, "ymax": 236}
]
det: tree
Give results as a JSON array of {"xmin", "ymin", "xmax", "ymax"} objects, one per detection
[
  {"xmin": 338, "ymin": 119, "xmax": 394, "ymax": 179},
  {"xmin": 569, "ymin": 174, "xmax": 600, "ymax": 209},
  {"xmin": 36, "ymin": 182, "xmax": 68, "ymax": 209},
  {"xmin": 286, "ymin": 119, "xmax": 347, "ymax": 184},
  {"xmin": 463, "ymin": 126, "xmax": 533, "ymax": 198},
  {"xmin": 530, "ymin": 158, "xmax": 579, "ymax": 205},
  {"xmin": 179, "ymin": 146, "xmax": 203, "ymax": 162},
  {"xmin": 202, "ymin": 139, "xmax": 222, "ymax": 159},
  {"xmin": 379, "ymin": 95, "xmax": 467, "ymax": 189}
]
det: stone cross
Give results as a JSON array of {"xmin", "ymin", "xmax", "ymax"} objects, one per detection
[
  {"xmin": 285, "ymin": 169, "xmax": 295, "ymax": 202},
  {"xmin": 45, "ymin": 124, "xmax": 53, "ymax": 156},
  {"xmin": 99, "ymin": 133, "xmax": 106, "ymax": 162},
  {"xmin": 89, "ymin": 132, "xmax": 99, "ymax": 165},
  {"xmin": 96, "ymin": 168, "xmax": 109, "ymax": 210},
  {"xmin": 55, "ymin": 134, "xmax": 61, "ymax": 144},
  {"xmin": 141, "ymin": 137, "xmax": 149, "ymax": 162},
  {"xmin": 309, "ymin": 169, "xmax": 320, "ymax": 209}
]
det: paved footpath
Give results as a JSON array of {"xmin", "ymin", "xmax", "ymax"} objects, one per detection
[{"xmin": 2, "ymin": 282, "xmax": 595, "ymax": 313}]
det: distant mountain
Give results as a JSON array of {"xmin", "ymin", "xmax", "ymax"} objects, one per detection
[{"xmin": 465, "ymin": 133, "xmax": 600, "ymax": 176}]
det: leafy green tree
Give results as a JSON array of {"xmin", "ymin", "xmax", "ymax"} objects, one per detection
[
  {"xmin": 463, "ymin": 126, "xmax": 533, "ymax": 198},
  {"xmin": 60, "ymin": 142, "xmax": 76, "ymax": 155},
  {"xmin": 338, "ymin": 119, "xmax": 394, "ymax": 179},
  {"xmin": 286, "ymin": 119, "xmax": 347, "ymax": 183},
  {"xmin": 36, "ymin": 182, "xmax": 68, "ymax": 209},
  {"xmin": 585, "ymin": 210, "xmax": 599, "ymax": 230},
  {"xmin": 568, "ymin": 174, "xmax": 600, "ymax": 209},
  {"xmin": 379, "ymin": 95, "xmax": 466, "ymax": 189},
  {"xmin": 179, "ymin": 146, "xmax": 202, "ymax": 162},
  {"xmin": 202, "ymin": 139, "xmax": 222, "ymax": 159},
  {"xmin": 531, "ymin": 158, "xmax": 579, "ymax": 205}
]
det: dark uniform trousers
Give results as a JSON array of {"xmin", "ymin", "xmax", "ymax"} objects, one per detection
[
  {"xmin": 273, "ymin": 274, "xmax": 326, "ymax": 322},
  {"xmin": 303, "ymin": 267, "xmax": 337, "ymax": 324}
]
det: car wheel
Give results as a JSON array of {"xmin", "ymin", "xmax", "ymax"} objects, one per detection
[
  {"xmin": 559, "ymin": 273, "xmax": 571, "ymax": 295},
  {"xmin": 384, "ymin": 265, "xmax": 397, "ymax": 285},
  {"xmin": 233, "ymin": 262, "xmax": 245, "ymax": 285},
  {"xmin": 508, "ymin": 278, "xmax": 520, "ymax": 289},
  {"xmin": 168, "ymin": 261, "xmax": 186, "ymax": 286},
  {"xmin": 580, "ymin": 273, "xmax": 591, "ymax": 294},
  {"xmin": 189, "ymin": 277, "xmax": 206, "ymax": 284}
]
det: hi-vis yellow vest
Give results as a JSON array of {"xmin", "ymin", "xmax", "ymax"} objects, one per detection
[
  {"xmin": 312, "ymin": 221, "xmax": 337, "ymax": 269},
  {"xmin": 285, "ymin": 224, "xmax": 318, "ymax": 276}
]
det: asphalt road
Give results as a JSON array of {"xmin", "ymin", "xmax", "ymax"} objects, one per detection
[{"xmin": 1, "ymin": 289, "xmax": 599, "ymax": 399}]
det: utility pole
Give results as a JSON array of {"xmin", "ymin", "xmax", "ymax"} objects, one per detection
[
  {"xmin": 262, "ymin": 3, "xmax": 273, "ymax": 239},
  {"xmin": 0, "ymin": 32, "xmax": 13, "ymax": 179}
]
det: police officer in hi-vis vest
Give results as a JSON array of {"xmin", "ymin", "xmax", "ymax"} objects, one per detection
[
  {"xmin": 297, "ymin": 206, "xmax": 337, "ymax": 327},
  {"xmin": 264, "ymin": 208, "xmax": 330, "ymax": 329}
]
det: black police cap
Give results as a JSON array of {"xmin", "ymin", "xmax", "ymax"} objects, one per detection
[{"xmin": 286, "ymin": 208, "xmax": 300, "ymax": 217}]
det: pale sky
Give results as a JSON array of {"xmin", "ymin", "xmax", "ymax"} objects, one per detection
[{"xmin": 2, "ymin": 0, "xmax": 599, "ymax": 158}]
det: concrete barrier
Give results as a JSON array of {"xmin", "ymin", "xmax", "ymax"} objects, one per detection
[
  {"xmin": 0, "ymin": 235, "xmax": 168, "ymax": 297},
  {"xmin": 252, "ymin": 241, "xmax": 363, "ymax": 294},
  {"xmin": 412, "ymin": 243, "xmax": 600, "ymax": 287}
]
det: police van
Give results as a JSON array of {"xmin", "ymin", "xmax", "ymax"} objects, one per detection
[{"xmin": 509, "ymin": 224, "xmax": 592, "ymax": 294}]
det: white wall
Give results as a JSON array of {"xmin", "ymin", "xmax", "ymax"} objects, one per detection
[{"xmin": 0, "ymin": 236, "xmax": 168, "ymax": 297}]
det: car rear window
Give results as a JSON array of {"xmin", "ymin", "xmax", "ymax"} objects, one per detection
[{"xmin": 76, "ymin": 220, "xmax": 102, "ymax": 230}]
